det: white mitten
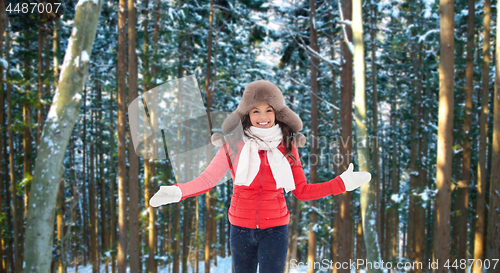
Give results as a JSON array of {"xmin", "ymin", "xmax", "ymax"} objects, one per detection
[
  {"xmin": 149, "ymin": 186, "xmax": 182, "ymax": 207},
  {"xmin": 340, "ymin": 163, "xmax": 372, "ymax": 191}
]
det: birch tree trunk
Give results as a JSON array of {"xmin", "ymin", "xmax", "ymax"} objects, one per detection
[
  {"xmin": 434, "ymin": 0, "xmax": 454, "ymax": 271},
  {"xmin": 22, "ymin": 0, "xmax": 103, "ymax": 270},
  {"xmin": 353, "ymin": 0, "xmax": 382, "ymax": 271}
]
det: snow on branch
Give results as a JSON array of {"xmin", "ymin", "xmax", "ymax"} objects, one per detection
[{"xmin": 337, "ymin": 0, "xmax": 354, "ymax": 55}]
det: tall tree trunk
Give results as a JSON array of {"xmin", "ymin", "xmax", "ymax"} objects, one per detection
[
  {"xmin": 370, "ymin": 0, "xmax": 382, "ymax": 250},
  {"xmin": 37, "ymin": 24, "xmax": 44, "ymax": 146},
  {"xmin": 172, "ymin": 32, "xmax": 186, "ymax": 273},
  {"xmin": 356, "ymin": 209, "xmax": 363, "ymax": 267},
  {"xmin": 379, "ymin": 134, "xmax": 386, "ymax": 259},
  {"xmin": 97, "ymin": 85, "xmax": 108, "ymax": 270},
  {"xmin": 338, "ymin": 0, "xmax": 353, "ymax": 270},
  {"xmin": 117, "ymin": 0, "xmax": 128, "ymax": 268},
  {"xmin": 307, "ymin": 1, "xmax": 318, "ymax": 272},
  {"xmin": 419, "ymin": 67, "xmax": 430, "ymax": 269},
  {"xmin": 415, "ymin": 48, "xmax": 426, "ymax": 269},
  {"xmin": 204, "ymin": 0, "xmax": 215, "ymax": 271},
  {"xmin": 457, "ymin": 0, "xmax": 474, "ymax": 267},
  {"xmin": 353, "ymin": 0, "xmax": 381, "ymax": 269},
  {"xmin": 486, "ymin": 0, "xmax": 500, "ymax": 260},
  {"xmin": 386, "ymin": 88, "xmax": 399, "ymax": 262},
  {"xmin": 173, "ymin": 203, "xmax": 181, "ymax": 273},
  {"xmin": 328, "ymin": 7, "xmax": 339, "ymax": 271},
  {"xmin": 128, "ymin": 0, "xmax": 139, "ymax": 268},
  {"xmin": 434, "ymin": 0, "xmax": 454, "ymax": 271},
  {"xmin": 53, "ymin": 18, "xmax": 61, "ymax": 91},
  {"xmin": 99, "ymin": 158, "xmax": 108, "ymax": 270},
  {"xmin": 20, "ymin": 32, "xmax": 31, "ymax": 272},
  {"xmin": 329, "ymin": 6, "xmax": 339, "ymax": 271},
  {"xmin": 52, "ymin": 19, "xmax": 63, "ymax": 267},
  {"xmin": 0, "ymin": 2, "xmax": 7, "ymax": 269},
  {"xmin": 82, "ymin": 85, "xmax": 88, "ymax": 266},
  {"xmin": 289, "ymin": 198, "xmax": 299, "ymax": 269},
  {"xmin": 109, "ymin": 87, "xmax": 117, "ymax": 273},
  {"xmin": 56, "ymin": 176, "xmax": 64, "ymax": 273},
  {"xmin": 182, "ymin": 198, "xmax": 190, "ymax": 273},
  {"xmin": 407, "ymin": 9, "xmax": 419, "ymax": 263},
  {"xmin": 195, "ymin": 196, "xmax": 199, "ymax": 273},
  {"xmin": 144, "ymin": 160, "xmax": 157, "ymax": 273},
  {"xmin": 141, "ymin": 0, "xmax": 150, "ymax": 270},
  {"xmin": 141, "ymin": 0, "xmax": 149, "ymax": 89},
  {"xmin": 146, "ymin": 3, "xmax": 160, "ymax": 270},
  {"xmin": 22, "ymin": 0, "xmax": 103, "ymax": 270},
  {"xmin": 6, "ymin": 32, "xmax": 21, "ymax": 273},
  {"xmin": 90, "ymin": 111, "xmax": 98, "ymax": 273},
  {"xmin": 69, "ymin": 141, "xmax": 78, "ymax": 271},
  {"xmin": 408, "ymin": 3, "xmax": 425, "ymax": 266},
  {"xmin": 474, "ymin": 1, "xmax": 490, "ymax": 271},
  {"xmin": 23, "ymin": 30, "xmax": 32, "ymax": 226}
]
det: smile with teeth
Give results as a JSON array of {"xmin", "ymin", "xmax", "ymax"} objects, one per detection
[{"xmin": 258, "ymin": 122, "xmax": 270, "ymax": 125}]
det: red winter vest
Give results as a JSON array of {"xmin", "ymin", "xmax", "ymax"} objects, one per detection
[{"xmin": 175, "ymin": 140, "xmax": 346, "ymax": 229}]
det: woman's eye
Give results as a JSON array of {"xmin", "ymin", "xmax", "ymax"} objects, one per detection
[{"xmin": 267, "ymin": 109, "xmax": 273, "ymax": 112}]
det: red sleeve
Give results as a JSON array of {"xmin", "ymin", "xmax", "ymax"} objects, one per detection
[
  {"xmin": 290, "ymin": 144, "xmax": 346, "ymax": 201},
  {"xmin": 175, "ymin": 143, "xmax": 231, "ymax": 200}
]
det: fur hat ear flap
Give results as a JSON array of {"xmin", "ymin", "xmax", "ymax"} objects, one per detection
[
  {"xmin": 294, "ymin": 133, "xmax": 306, "ymax": 148},
  {"xmin": 221, "ymin": 112, "xmax": 241, "ymax": 135},
  {"xmin": 276, "ymin": 107, "xmax": 303, "ymax": 133},
  {"xmin": 211, "ymin": 133, "xmax": 226, "ymax": 147}
]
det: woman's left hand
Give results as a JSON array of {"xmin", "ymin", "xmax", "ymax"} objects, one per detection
[{"xmin": 339, "ymin": 163, "xmax": 372, "ymax": 191}]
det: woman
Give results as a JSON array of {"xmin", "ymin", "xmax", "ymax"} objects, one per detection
[{"xmin": 149, "ymin": 80, "xmax": 371, "ymax": 273}]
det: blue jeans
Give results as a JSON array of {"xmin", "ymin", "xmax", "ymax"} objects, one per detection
[{"xmin": 230, "ymin": 223, "xmax": 289, "ymax": 273}]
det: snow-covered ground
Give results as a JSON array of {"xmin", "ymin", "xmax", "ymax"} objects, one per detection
[
  {"xmin": 67, "ymin": 256, "xmax": 236, "ymax": 273},
  {"xmin": 66, "ymin": 259, "xmax": 488, "ymax": 273},
  {"xmin": 66, "ymin": 255, "xmax": 344, "ymax": 273}
]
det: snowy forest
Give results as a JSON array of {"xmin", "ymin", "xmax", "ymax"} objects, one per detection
[{"xmin": 0, "ymin": 0, "xmax": 499, "ymax": 272}]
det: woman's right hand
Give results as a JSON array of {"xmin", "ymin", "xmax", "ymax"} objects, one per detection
[{"xmin": 149, "ymin": 185, "xmax": 182, "ymax": 207}]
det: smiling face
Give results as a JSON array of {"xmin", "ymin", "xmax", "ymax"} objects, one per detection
[{"xmin": 249, "ymin": 102, "xmax": 275, "ymax": 129}]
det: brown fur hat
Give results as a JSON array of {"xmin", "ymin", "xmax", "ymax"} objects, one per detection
[{"xmin": 219, "ymin": 80, "xmax": 305, "ymax": 147}]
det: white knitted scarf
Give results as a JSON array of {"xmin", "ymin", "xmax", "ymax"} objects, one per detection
[{"xmin": 233, "ymin": 124, "xmax": 295, "ymax": 192}]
